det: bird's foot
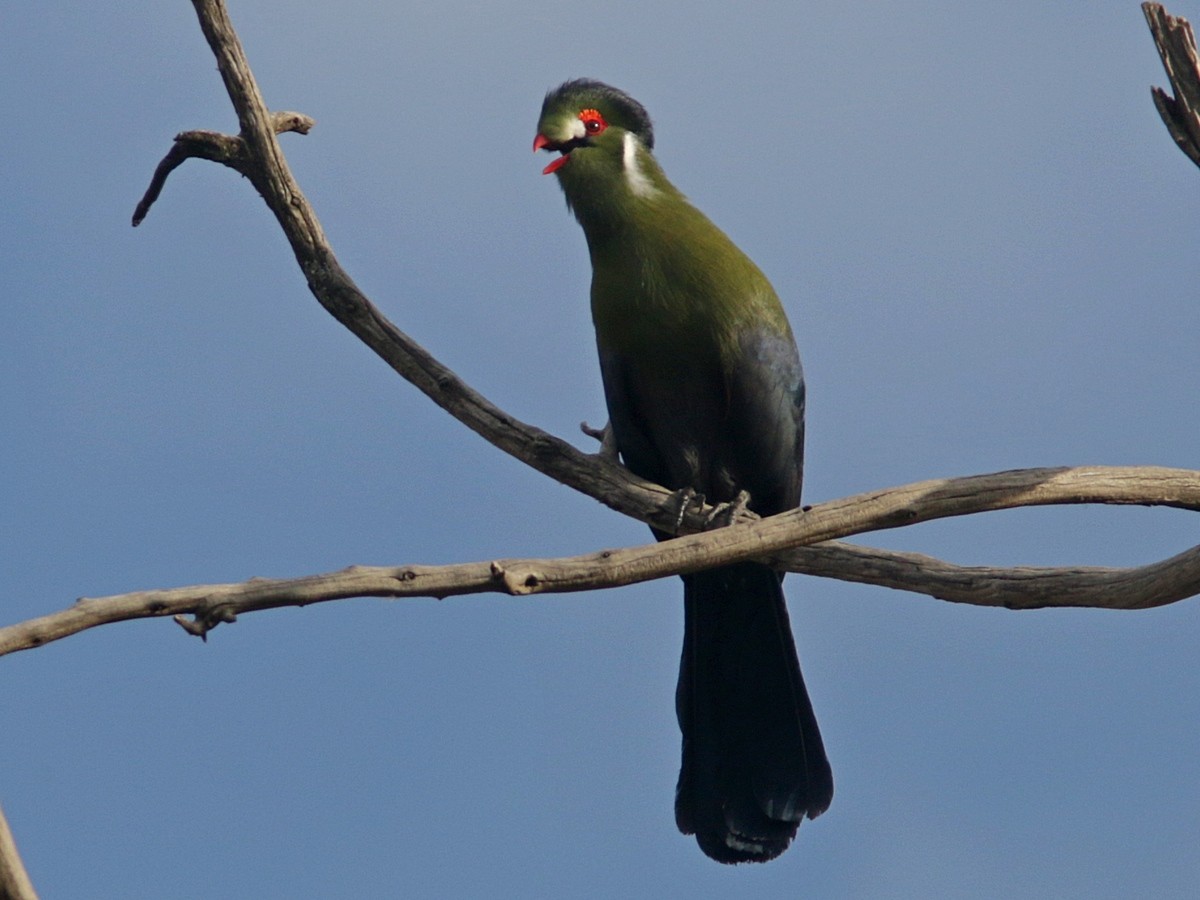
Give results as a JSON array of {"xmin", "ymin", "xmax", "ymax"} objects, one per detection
[
  {"xmin": 580, "ymin": 419, "xmax": 619, "ymax": 462},
  {"xmin": 661, "ymin": 488, "xmax": 752, "ymax": 533},
  {"xmin": 702, "ymin": 489, "xmax": 751, "ymax": 530},
  {"xmin": 662, "ymin": 486, "xmax": 705, "ymax": 533}
]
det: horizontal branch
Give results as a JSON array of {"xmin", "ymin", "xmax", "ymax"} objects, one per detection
[
  {"xmin": 784, "ymin": 540, "xmax": 1200, "ymax": 611},
  {"xmin": 81, "ymin": 0, "xmax": 1196, "ymax": 670},
  {"xmin": 3, "ymin": 466, "xmax": 1197, "ymax": 657}
]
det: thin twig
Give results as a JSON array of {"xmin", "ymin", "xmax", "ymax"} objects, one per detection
[
  {"xmin": 132, "ymin": 131, "xmax": 245, "ymax": 226},
  {"xmin": 132, "ymin": 112, "xmax": 312, "ymax": 227}
]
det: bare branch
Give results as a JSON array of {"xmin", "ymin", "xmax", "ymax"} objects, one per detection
[
  {"xmin": 57, "ymin": 0, "xmax": 1185, "ymax": 669},
  {"xmin": 784, "ymin": 540, "xmax": 1200, "ymax": 611},
  {"xmin": 1145, "ymin": 2, "xmax": 1200, "ymax": 166},
  {"xmin": 0, "ymin": 2, "xmax": 1186, "ymax": 894},
  {"xmin": 132, "ymin": 112, "xmax": 313, "ymax": 227},
  {"xmin": 127, "ymin": 2, "xmax": 705, "ymax": 536},
  {"xmin": 3, "ymin": 466, "xmax": 1198, "ymax": 658},
  {"xmin": 0, "ymin": 801, "xmax": 38, "ymax": 900}
]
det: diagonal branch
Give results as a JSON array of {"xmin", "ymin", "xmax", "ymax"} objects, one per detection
[
  {"xmin": 0, "ymin": 801, "xmax": 37, "ymax": 900},
  {"xmin": 133, "ymin": 0, "xmax": 689, "ymax": 540},
  {"xmin": 1145, "ymin": 2, "xmax": 1200, "ymax": 167}
]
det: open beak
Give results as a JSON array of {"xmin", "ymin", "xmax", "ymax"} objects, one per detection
[{"xmin": 533, "ymin": 133, "xmax": 570, "ymax": 175}]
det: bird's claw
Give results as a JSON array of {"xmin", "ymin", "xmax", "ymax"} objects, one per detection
[
  {"xmin": 702, "ymin": 490, "xmax": 751, "ymax": 530},
  {"xmin": 662, "ymin": 488, "xmax": 752, "ymax": 533},
  {"xmin": 662, "ymin": 486, "xmax": 705, "ymax": 533}
]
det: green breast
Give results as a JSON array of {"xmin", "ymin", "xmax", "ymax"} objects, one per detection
[{"xmin": 587, "ymin": 195, "xmax": 790, "ymax": 366}]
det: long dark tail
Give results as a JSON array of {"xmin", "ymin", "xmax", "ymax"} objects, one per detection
[{"xmin": 674, "ymin": 562, "xmax": 833, "ymax": 863}]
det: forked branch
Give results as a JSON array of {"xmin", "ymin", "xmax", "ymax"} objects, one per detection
[
  {"xmin": 3, "ymin": 465, "xmax": 1199, "ymax": 658},
  {"xmin": 133, "ymin": 0, "xmax": 686, "ymax": 539},
  {"xmin": 3, "ymin": 4, "xmax": 1196, "ymax": 898}
]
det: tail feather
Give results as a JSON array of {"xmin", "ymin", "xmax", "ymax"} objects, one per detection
[{"xmin": 674, "ymin": 562, "xmax": 832, "ymax": 863}]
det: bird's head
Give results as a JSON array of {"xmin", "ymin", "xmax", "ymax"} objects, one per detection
[{"xmin": 533, "ymin": 79, "xmax": 656, "ymax": 196}]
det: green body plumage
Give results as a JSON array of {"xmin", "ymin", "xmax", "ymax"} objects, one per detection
[
  {"xmin": 535, "ymin": 79, "xmax": 831, "ymax": 864},
  {"xmin": 542, "ymin": 93, "xmax": 792, "ymax": 366}
]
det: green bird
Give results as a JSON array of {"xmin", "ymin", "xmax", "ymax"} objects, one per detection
[{"xmin": 534, "ymin": 79, "xmax": 833, "ymax": 863}]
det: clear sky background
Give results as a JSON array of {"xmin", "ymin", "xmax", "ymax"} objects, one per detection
[{"xmin": 2, "ymin": 2, "xmax": 1198, "ymax": 897}]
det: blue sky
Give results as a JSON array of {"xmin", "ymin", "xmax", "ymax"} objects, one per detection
[{"xmin": 2, "ymin": 1, "xmax": 1198, "ymax": 897}]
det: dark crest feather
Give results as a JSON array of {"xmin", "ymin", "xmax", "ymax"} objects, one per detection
[{"xmin": 542, "ymin": 78, "xmax": 655, "ymax": 150}]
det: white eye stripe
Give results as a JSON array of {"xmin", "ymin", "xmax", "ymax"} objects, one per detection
[
  {"xmin": 622, "ymin": 131, "xmax": 657, "ymax": 197},
  {"xmin": 566, "ymin": 117, "xmax": 587, "ymax": 140}
]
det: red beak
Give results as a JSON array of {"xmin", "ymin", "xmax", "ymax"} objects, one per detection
[{"xmin": 532, "ymin": 133, "xmax": 569, "ymax": 175}]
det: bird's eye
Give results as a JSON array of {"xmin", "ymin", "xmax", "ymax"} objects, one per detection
[{"xmin": 579, "ymin": 108, "xmax": 607, "ymax": 135}]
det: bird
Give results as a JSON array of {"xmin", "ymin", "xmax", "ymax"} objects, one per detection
[{"xmin": 534, "ymin": 79, "xmax": 833, "ymax": 863}]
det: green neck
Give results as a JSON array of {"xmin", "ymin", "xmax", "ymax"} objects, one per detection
[{"xmin": 556, "ymin": 141, "xmax": 790, "ymax": 362}]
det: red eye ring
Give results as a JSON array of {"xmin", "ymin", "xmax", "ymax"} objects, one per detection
[{"xmin": 579, "ymin": 108, "xmax": 607, "ymax": 135}]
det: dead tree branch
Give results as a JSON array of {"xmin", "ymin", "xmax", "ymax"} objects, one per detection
[
  {"xmin": 3, "ymin": 465, "xmax": 1199, "ymax": 658},
  {"xmin": 0, "ymin": 4, "xmax": 1193, "ymax": 899},
  {"xmin": 133, "ymin": 0, "xmax": 689, "ymax": 540},
  {"xmin": 0, "ymin": 801, "xmax": 38, "ymax": 900},
  {"xmin": 131, "ymin": 112, "xmax": 312, "ymax": 227},
  {"xmin": 6, "ymin": 1, "xmax": 1197, "ymax": 661},
  {"xmin": 1145, "ymin": 2, "xmax": 1200, "ymax": 166}
]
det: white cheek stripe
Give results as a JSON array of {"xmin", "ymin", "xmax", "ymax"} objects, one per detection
[
  {"xmin": 622, "ymin": 132, "xmax": 657, "ymax": 197},
  {"xmin": 566, "ymin": 118, "xmax": 587, "ymax": 140}
]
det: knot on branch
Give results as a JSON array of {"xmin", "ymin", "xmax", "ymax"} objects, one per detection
[
  {"xmin": 490, "ymin": 561, "xmax": 542, "ymax": 595},
  {"xmin": 269, "ymin": 110, "xmax": 315, "ymax": 135},
  {"xmin": 173, "ymin": 603, "xmax": 239, "ymax": 641}
]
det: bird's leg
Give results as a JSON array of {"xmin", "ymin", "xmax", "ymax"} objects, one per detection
[
  {"xmin": 580, "ymin": 419, "xmax": 620, "ymax": 462},
  {"xmin": 702, "ymin": 489, "xmax": 751, "ymax": 530}
]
